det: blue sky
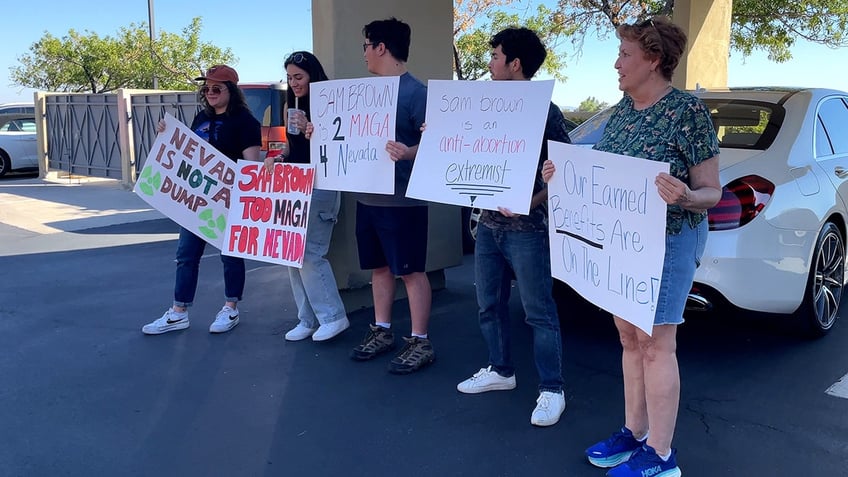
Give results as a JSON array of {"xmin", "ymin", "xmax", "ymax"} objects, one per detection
[{"xmin": 3, "ymin": 1, "xmax": 847, "ymax": 108}]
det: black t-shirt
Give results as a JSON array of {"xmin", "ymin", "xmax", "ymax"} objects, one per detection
[
  {"xmin": 285, "ymin": 126, "xmax": 310, "ymax": 164},
  {"xmin": 190, "ymin": 108, "xmax": 261, "ymax": 161}
]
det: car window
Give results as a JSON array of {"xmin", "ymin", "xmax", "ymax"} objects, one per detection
[
  {"xmin": 706, "ymin": 100, "xmax": 782, "ymax": 150},
  {"xmin": 816, "ymin": 117, "xmax": 834, "ymax": 157},
  {"xmin": 241, "ymin": 88, "xmax": 285, "ymax": 127},
  {"xmin": 816, "ymin": 97, "xmax": 848, "ymax": 156},
  {"xmin": 568, "ymin": 107, "xmax": 614, "ymax": 145}
]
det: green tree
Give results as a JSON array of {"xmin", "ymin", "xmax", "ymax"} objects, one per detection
[
  {"xmin": 454, "ymin": 0, "xmax": 848, "ymax": 80},
  {"xmin": 454, "ymin": 1, "xmax": 576, "ymax": 80},
  {"xmin": 10, "ymin": 18, "xmax": 235, "ymax": 93},
  {"xmin": 577, "ymin": 96, "xmax": 609, "ymax": 112},
  {"xmin": 553, "ymin": 0, "xmax": 848, "ymax": 62}
]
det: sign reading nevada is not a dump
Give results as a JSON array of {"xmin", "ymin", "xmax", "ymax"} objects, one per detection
[
  {"xmin": 134, "ymin": 113, "xmax": 235, "ymax": 250},
  {"xmin": 134, "ymin": 113, "xmax": 314, "ymax": 267}
]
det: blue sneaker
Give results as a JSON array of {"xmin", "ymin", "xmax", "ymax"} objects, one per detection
[
  {"xmin": 606, "ymin": 444, "xmax": 681, "ymax": 477},
  {"xmin": 586, "ymin": 427, "xmax": 643, "ymax": 468}
]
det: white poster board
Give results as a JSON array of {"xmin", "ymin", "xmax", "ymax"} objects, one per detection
[
  {"xmin": 547, "ymin": 143, "xmax": 669, "ymax": 335},
  {"xmin": 134, "ymin": 113, "xmax": 234, "ymax": 250},
  {"xmin": 308, "ymin": 76, "xmax": 399, "ymax": 194},
  {"xmin": 406, "ymin": 79, "xmax": 554, "ymax": 214},
  {"xmin": 221, "ymin": 162, "xmax": 314, "ymax": 267}
]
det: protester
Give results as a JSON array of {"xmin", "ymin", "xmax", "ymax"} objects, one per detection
[
  {"xmin": 455, "ymin": 27, "xmax": 571, "ymax": 427},
  {"xmin": 347, "ymin": 17, "xmax": 433, "ymax": 374},
  {"xmin": 542, "ymin": 16, "xmax": 721, "ymax": 476},
  {"xmin": 142, "ymin": 65, "xmax": 261, "ymax": 335},
  {"xmin": 265, "ymin": 51, "xmax": 350, "ymax": 342}
]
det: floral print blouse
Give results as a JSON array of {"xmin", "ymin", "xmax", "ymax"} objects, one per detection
[{"xmin": 594, "ymin": 88, "xmax": 720, "ymax": 234}]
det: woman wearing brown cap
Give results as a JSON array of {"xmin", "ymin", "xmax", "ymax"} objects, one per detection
[{"xmin": 143, "ymin": 64, "xmax": 262, "ymax": 335}]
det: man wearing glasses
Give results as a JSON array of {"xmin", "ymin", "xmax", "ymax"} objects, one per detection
[{"xmin": 349, "ymin": 17, "xmax": 434, "ymax": 375}]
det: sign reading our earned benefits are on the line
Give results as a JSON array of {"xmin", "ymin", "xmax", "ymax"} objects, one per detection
[
  {"xmin": 309, "ymin": 76, "xmax": 399, "ymax": 194},
  {"xmin": 547, "ymin": 143, "xmax": 669, "ymax": 335},
  {"xmin": 407, "ymin": 79, "xmax": 554, "ymax": 214}
]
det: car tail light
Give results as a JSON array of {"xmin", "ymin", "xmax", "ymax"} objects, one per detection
[{"xmin": 707, "ymin": 175, "xmax": 774, "ymax": 231}]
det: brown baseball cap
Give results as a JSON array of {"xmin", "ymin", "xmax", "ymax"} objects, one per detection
[{"xmin": 195, "ymin": 65, "xmax": 239, "ymax": 84}]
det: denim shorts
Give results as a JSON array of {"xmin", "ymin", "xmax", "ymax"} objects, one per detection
[
  {"xmin": 653, "ymin": 219, "xmax": 708, "ymax": 326},
  {"xmin": 355, "ymin": 203, "xmax": 428, "ymax": 276}
]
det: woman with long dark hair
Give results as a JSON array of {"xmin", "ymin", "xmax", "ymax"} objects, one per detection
[
  {"xmin": 143, "ymin": 65, "xmax": 261, "ymax": 335},
  {"xmin": 266, "ymin": 51, "xmax": 350, "ymax": 342}
]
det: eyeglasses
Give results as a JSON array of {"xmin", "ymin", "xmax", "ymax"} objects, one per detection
[
  {"xmin": 200, "ymin": 85, "xmax": 224, "ymax": 95},
  {"xmin": 286, "ymin": 52, "xmax": 306, "ymax": 65},
  {"xmin": 362, "ymin": 42, "xmax": 377, "ymax": 52}
]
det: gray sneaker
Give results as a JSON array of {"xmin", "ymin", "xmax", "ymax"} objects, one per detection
[
  {"xmin": 350, "ymin": 324, "xmax": 395, "ymax": 361},
  {"xmin": 142, "ymin": 308, "xmax": 189, "ymax": 335}
]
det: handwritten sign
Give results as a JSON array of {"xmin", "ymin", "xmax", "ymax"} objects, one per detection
[
  {"xmin": 134, "ymin": 113, "xmax": 234, "ymax": 249},
  {"xmin": 406, "ymin": 79, "xmax": 554, "ymax": 214},
  {"xmin": 309, "ymin": 76, "xmax": 399, "ymax": 194},
  {"xmin": 222, "ymin": 162, "xmax": 314, "ymax": 267},
  {"xmin": 547, "ymin": 143, "xmax": 669, "ymax": 335}
]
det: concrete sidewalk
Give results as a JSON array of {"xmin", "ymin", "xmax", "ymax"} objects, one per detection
[{"xmin": 0, "ymin": 174, "xmax": 172, "ymax": 256}]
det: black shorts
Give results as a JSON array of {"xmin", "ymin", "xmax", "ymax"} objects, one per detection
[{"xmin": 355, "ymin": 203, "xmax": 428, "ymax": 276}]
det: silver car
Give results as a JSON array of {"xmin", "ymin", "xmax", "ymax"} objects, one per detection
[{"xmin": 567, "ymin": 87, "xmax": 848, "ymax": 336}]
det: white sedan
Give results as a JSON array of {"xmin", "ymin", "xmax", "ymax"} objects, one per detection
[
  {"xmin": 0, "ymin": 115, "xmax": 38, "ymax": 177},
  {"xmin": 567, "ymin": 87, "xmax": 848, "ymax": 336}
]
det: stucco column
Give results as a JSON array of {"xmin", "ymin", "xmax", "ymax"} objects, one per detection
[
  {"xmin": 672, "ymin": 0, "xmax": 732, "ymax": 90},
  {"xmin": 311, "ymin": 0, "xmax": 460, "ymax": 306}
]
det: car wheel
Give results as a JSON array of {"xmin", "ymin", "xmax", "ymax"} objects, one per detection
[
  {"xmin": 0, "ymin": 151, "xmax": 10, "ymax": 177},
  {"xmin": 798, "ymin": 222, "xmax": 844, "ymax": 336}
]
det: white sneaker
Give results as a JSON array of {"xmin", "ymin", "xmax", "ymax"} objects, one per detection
[
  {"xmin": 457, "ymin": 366, "xmax": 517, "ymax": 394},
  {"xmin": 285, "ymin": 323, "xmax": 316, "ymax": 341},
  {"xmin": 530, "ymin": 390, "xmax": 565, "ymax": 427},
  {"xmin": 209, "ymin": 306, "xmax": 239, "ymax": 333},
  {"xmin": 312, "ymin": 317, "xmax": 350, "ymax": 342},
  {"xmin": 142, "ymin": 308, "xmax": 189, "ymax": 335}
]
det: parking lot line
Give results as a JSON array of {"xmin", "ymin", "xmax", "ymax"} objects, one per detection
[{"xmin": 825, "ymin": 372, "xmax": 848, "ymax": 398}]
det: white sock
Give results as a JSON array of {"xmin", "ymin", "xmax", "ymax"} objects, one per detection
[
  {"xmin": 375, "ymin": 322, "xmax": 391, "ymax": 329},
  {"xmin": 657, "ymin": 450, "xmax": 671, "ymax": 462},
  {"xmin": 412, "ymin": 333, "xmax": 427, "ymax": 339}
]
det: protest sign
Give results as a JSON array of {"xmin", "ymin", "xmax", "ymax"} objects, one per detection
[
  {"xmin": 222, "ymin": 162, "xmax": 315, "ymax": 267},
  {"xmin": 134, "ymin": 113, "xmax": 235, "ymax": 250},
  {"xmin": 309, "ymin": 76, "xmax": 399, "ymax": 194},
  {"xmin": 406, "ymin": 79, "xmax": 554, "ymax": 214},
  {"xmin": 547, "ymin": 143, "xmax": 669, "ymax": 335}
]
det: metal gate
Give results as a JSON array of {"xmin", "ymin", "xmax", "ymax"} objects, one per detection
[
  {"xmin": 39, "ymin": 90, "xmax": 199, "ymax": 182},
  {"xmin": 129, "ymin": 92, "xmax": 200, "ymax": 174},
  {"xmin": 44, "ymin": 94, "xmax": 122, "ymax": 178}
]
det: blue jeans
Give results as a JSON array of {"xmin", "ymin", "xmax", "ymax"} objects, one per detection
[
  {"xmin": 475, "ymin": 223, "xmax": 564, "ymax": 393},
  {"xmin": 654, "ymin": 219, "xmax": 709, "ymax": 325},
  {"xmin": 173, "ymin": 227, "xmax": 245, "ymax": 307},
  {"xmin": 289, "ymin": 189, "xmax": 347, "ymax": 328}
]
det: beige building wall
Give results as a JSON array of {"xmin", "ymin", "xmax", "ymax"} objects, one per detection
[
  {"xmin": 310, "ymin": 0, "xmax": 460, "ymax": 304},
  {"xmin": 672, "ymin": 0, "xmax": 732, "ymax": 90}
]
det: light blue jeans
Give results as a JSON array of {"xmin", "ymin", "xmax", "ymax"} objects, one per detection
[
  {"xmin": 289, "ymin": 189, "xmax": 347, "ymax": 328},
  {"xmin": 475, "ymin": 223, "xmax": 564, "ymax": 393}
]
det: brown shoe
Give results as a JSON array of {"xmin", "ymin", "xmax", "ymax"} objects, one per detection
[
  {"xmin": 388, "ymin": 336, "xmax": 435, "ymax": 374},
  {"xmin": 350, "ymin": 324, "xmax": 395, "ymax": 361}
]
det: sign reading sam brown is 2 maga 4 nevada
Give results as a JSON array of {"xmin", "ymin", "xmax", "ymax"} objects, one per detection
[
  {"xmin": 134, "ymin": 113, "xmax": 234, "ymax": 250},
  {"xmin": 308, "ymin": 76, "xmax": 399, "ymax": 194},
  {"xmin": 407, "ymin": 79, "xmax": 554, "ymax": 215}
]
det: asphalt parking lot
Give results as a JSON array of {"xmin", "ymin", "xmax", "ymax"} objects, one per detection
[{"xmin": 1, "ymin": 174, "xmax": 846, "ymax": 476}]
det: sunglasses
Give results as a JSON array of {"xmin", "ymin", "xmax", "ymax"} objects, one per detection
[
  {"xmin": 286, "ymin": 52, "xmax": 307, "ymax": 65},
  {"xmin": 200, "ymin": 85, "xmax": 224, "ymax": 95}
]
